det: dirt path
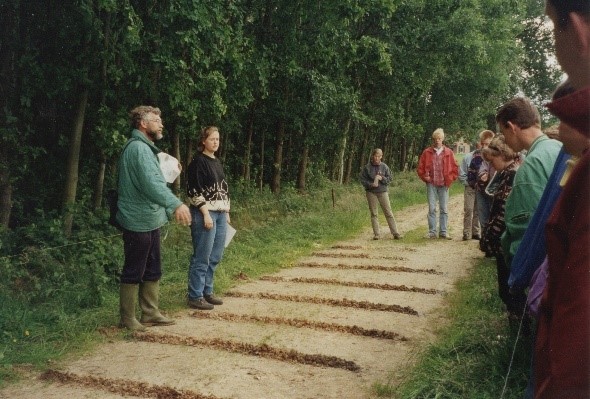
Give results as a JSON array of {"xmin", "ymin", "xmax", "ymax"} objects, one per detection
[{"xmin": 1, "ymin": 195, "xmax": 482, "ymax": 399}]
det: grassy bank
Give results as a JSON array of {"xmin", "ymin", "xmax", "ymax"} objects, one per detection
[{"xmin": 373, "ymin": 256, "xmax": 533, "ymax": 399}]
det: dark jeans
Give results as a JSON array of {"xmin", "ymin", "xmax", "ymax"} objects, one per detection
[{"xmin": 120, "ymin": 228, "xmax": 162, "ymax": 284}]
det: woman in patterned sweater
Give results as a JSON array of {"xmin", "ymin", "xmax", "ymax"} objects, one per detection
[
  {"xmin": 479, "ymin": 134, "xmax": 525, "ymax": 317},
  {"xmin": 186, "ymin": 126, "xmax": 231, "ymax": 310}
]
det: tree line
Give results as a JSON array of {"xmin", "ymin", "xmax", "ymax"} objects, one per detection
[{"xmin": 0, "ymin": 0, "xmax": 559, "ymax": 237}]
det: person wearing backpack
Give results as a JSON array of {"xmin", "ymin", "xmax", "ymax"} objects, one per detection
[{"xmin": 116, "ymin": 105, "xmax": 191, "ymax": 330}]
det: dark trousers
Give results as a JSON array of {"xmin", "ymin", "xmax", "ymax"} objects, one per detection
[
  {"xmin": 496, "ymin": 255, "xmax": 526, "ymax": 315},
  {"xmin": 120, "ymin": 229, "xmax": 162, "ymax": 284}
]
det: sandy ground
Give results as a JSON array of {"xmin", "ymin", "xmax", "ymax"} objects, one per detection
[{"xmin": 0, "ymin": 195, "xmax": 484, "ymax": 399}]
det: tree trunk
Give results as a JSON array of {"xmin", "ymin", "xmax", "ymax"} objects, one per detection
[
  {"xmin": 358, "ymin": 126, "xmax": 369, "ymax": 172},
  {"xmin": 0, "ymin": 148, "xmax": 12, "ymax": 228},
  {"xmin": 337, "ymin": 118, "xmax": 350, "ymax": 185},
  {"xmin": 171, "ymin": 130, "xmax": 181, "ymax": 194},
  {"xmin": 270, "ymin": 119, "xmax": 285, "ymax": 194},
  {"xmin": 344, "ymin": 122, "xmax": 357, "ymax": 184},
  {"xmin": 410, "ymin": 138, "xmax": 418, "ymax": 170},
  {"xmin": 400, "ymin": 136, "xmax": 408, "ymax": 171},
  {"xmin": 0, "ymin": 2, "xmax": 18, "ymax": 228},
  {"xmin": 184, "ymin": 137, "xmax": 194, "ymax": 185},
  {"xmin": 62, "ymin": 88, "xmax": 89, "ymax": 236},
  {"xmin": 296, "ymin": 142, "xmax": 308, "ymax": 193},
  {"xmin": 242, "ymin": 105, "xmax": 255, "ymax": 182},
  {"xmin": 93, "ymin": 151, "xmax": 106, "ymax": 211},
  {"xmin": 382, "ymin": 128, "xmax": 392, "ymax": 167},
  {"xmin": 258, "ymin": 133, "xmax": 265, "ymax": 191}
]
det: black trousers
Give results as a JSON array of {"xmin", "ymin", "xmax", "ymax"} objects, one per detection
[
  {"xmin": 120, "ymin": 228, "xmax": 162, "ymax": 284},
  {"xmin": 496, "ymin": 255, "xmax": 526, "ymax": 315}
]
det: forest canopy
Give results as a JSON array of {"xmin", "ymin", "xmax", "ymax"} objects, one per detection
[{"xmin": 0, "ymin": 0, "xmax": 560, "ymax": 235}]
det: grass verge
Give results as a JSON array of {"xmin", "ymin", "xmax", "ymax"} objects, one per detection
[{"xmin": 372, "ymin": 256, "xmax": 533, "ymax": 399}]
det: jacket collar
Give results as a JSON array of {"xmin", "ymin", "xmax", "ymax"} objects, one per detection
[
  {"xmin": 546, "ymin": 86, "xmax": 590, "ymax": 138},
  {"xmin": 131, "ymin": 129, "xmax": 161, "ymax": 155}
]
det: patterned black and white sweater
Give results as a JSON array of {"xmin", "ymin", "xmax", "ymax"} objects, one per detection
[{"xmin": 186, "ymin": 152, "xmax": 230, "ymax": 212}]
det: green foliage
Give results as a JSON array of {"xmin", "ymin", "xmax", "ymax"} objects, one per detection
[{"xmin": 1, "ymin": 0, "xmax": 560, "ymax": 233}]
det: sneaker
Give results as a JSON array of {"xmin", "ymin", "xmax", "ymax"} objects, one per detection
[
  {"xmin": 373, "ymin": 235, "xmax": 380, "ymax": 240},
  {"xmin": 439, "ymin": 234, "xmax": 452, "ymax": 240},
  {"xmin": 188, "ymin": 297, "xmax": 214, "ymax": 310},
  {"xmin": 393, "ymin": 234, "xmax": 402, "ymax": 240},
  {"xmin": 204, "ymin": 294, "xmax": 223, "ymax": 305},
  {"xmin": 472, "ymin": 234, "xmax": 481, "ymax": 240},
  {"xmin": 424, "ymin": 233, "xmax": 436, "ymax": 239}
]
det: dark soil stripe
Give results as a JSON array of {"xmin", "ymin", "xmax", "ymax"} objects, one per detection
[
  {"xmin": 312, "ymin": 252, "xmax": 407, "ymax": 260},
  {"xmin": 259, "ymin": 275, "xmax": 442, "ymax": 295},
  {"xmin": 330, "ymin": 245, "xmax": 418, "ymax": 253},
  {"xmin": 225, "ymin": 292, "xmax": 419, "ymax": 316},
  {"xmin": 134, "ymin": 331, "xmax": 361, "ymax": 372},
  {"xmin": 297, "ymin": 261, "xmax": 442, "ymax": 275},
  {"xmin": 191, "ymin": 311, "xmax": 408, "ymax": 341},
  {"xmin": 330, "ymin": 245, "xmax": 364, "ymax": 250},
  {"xmin": 41, "ymin": 369, "xmax": 223, "ymax": 399}
]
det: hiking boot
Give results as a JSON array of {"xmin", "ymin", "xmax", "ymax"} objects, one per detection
[
  {"xmin": 424, "ymin": 233, "xmax": 436, "ymax": 239},
  {"xmin": 439, "ymin": 234, "xmax": 452, "ymax": 240},
  {"xmin": 188, "ymin": 297, "xmax": 214, "ymax": 310},
  {"xmin": 462, "ymin": 234, "xmax": 469, "ymax": 241},
  {"xmin": 204, "ymin": 294, "xmax": 223, "ymax": 305},
  {"xmin": 472, "ymin": 234, "xmax": 481, "ymax": 240},
  {"xmin": 393, "ymin": 233, "xmax": 402, "ymax": 240},
  {"xmin": 373, "ymin": 235, "xmax": 380, "ymax": 240}
]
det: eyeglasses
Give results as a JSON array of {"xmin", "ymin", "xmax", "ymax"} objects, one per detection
[{"xmin": 147, "ymin": 118, "xmax": 163, "ymax": 124}]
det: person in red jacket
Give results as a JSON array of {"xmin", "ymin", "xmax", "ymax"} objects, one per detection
[
  {"xmin": 534, "ymin": 1, "xmax": 590, "ymax": 398},
  {"xmin": 417, "ymin": 128, "xmax": 459, "ymax": 239}
]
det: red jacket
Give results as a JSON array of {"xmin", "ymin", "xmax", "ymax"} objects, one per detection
[
  {"xmin": 535, "ymin": 87, "xmax": 590, "ymax": 398},
  {"xmin": 417, "ymin": 145, "xmax": 458, "ymax": 187}
]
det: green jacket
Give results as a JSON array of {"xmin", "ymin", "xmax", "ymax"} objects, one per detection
[
  {"xmin": 501, "ymin": 135, "xmax": 562, "ymax": 267},
  {"xmin": 116, "ymin": 129, "xmax": 182, "ymax": 232}
]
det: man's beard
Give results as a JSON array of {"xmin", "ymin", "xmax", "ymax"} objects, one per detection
[{"xmin": 147, "ymin": 130, "xmax": 163, "ymax": 141}]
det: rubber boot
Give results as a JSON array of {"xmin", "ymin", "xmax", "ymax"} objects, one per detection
[
  {"xmin": 139, "ymin": 280, "xmax": 175, "ymax": 326},
  {"xmin": 119, "ymin": 284, "xmax": 146, "ymax": 331}
]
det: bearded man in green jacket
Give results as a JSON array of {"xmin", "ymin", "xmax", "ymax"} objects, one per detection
[{"xmin": 116, "ymin": 105, "xmax": 191, "ymax": 330}]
